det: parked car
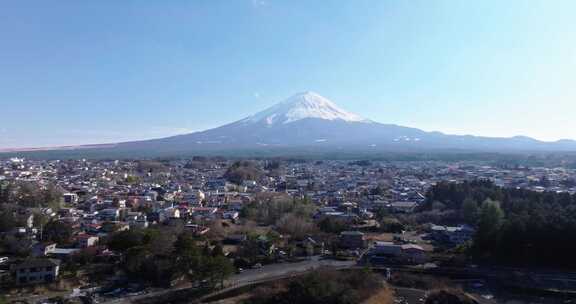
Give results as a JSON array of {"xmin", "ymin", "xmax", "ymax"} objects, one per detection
[{"xmin": 252, "ymin": 263, "xmax": 262, "ymax": 269}]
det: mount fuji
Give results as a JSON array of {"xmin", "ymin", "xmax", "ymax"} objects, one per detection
[
  {"xmin": 242, "ymin": 91, "xmax": 369, "ymax": 125},
  {"xmin": 4, "ymin": 92, "xmax": 576, "ymax": 157},
  {"xmin": 107, "ymin": 91, "xmax": 576, "ymax": 155}
]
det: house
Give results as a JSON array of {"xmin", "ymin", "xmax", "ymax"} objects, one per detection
[
  {"xmin": 58, "ymin": 208, "xmax": 79, "ymax": 218},
  {"xmin": 39, "ymin": 208, "xmax": 57, "ymax": 218},
  {"xmin": 399, "ymin": 244, "xmax": 427, "ymax": 264},
  {"xmin": 175, "ymin": 205, "xmax": 191, "ymax": 217},
  {"xmin": 50, "ymin": 248, "xmax": 80, "ymax": 259},
  {"xmin": 127, "ymin": 214, "xmax": 149, "ymax": 229},
  {"xmin": 370, "ymin": 242, "xmax": 402, "ymax": 256},
  {"xmin": 366, "ymin": 242, "xmax": 427, "ymax": 265},
  {"xmin": 205, "ymin": 179, "xmax": 232, "ymax": 193},
  {"xmin": 227, "ymin": 199, "xmax": 245, "ymax": 211},
  {"xmin": 191, "ymin": 207, "xmax": 218, "ymax": 218},
  {"xmin": 63, "ymin": 193, "xmax": 79, "ymax": 204},
  {"xmin": 430, "ymin": 225, "xmax": 475, "ymax": 245},
  {"xmin": 98, "ymin": 208, "xmax": 120, "ymax": 221},
  {"xmin": 100, "ymin": 222, "xmax": 129, "ymax": 233},
  {"xmin": 159, "ymin": 207, "xmax": 180, "ymax": 223},
  {"xmin": 182, "ymin": 190, "xmax": 205, "ymax": 206},
  {"xmin": 188, "ymin": 207, "xmax": 218, "ymax": 221},
  {"xmin": 339, "ymin": 231, "xmax": 366, "ymax": 249},
  {"xmin": 13, "ymin": 259, "xmax": 61, "ymax": 285},
  {"xmin": 77, "ymin": 235, "xmax": 99, "ymax": 248},
  {"xmin": 85, "ymin": 223, "xmax": 102, "ymax": 234},
  {"xmin": 295, "ymin": 236, "xmax": 323, "ymax": 256},
  {"xmin": 387, "ymin": 201, "xmax": 418, "ymax": 213},
  {"xmin": 32, "ymin": 243, "xmax": 57, "ymax": 257},
  {"xmin": 222, "ymin": 211, "xmax": 239, "ymax": 220}
]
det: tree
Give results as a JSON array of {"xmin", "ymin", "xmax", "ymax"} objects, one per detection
[
  {"xmin": 224, "ymin": 161, "xmax": 263, "ymax": 185},
  {"xmin": 107, "ymin": 230, "xmax": 145, "ymax": 254},
  {"xmin": 211, "ymin": 244, "xmax": 225, "ymax": 257},
  {"xmin": 173, "ymin": 234, "xmax": 203, "ymax": 281},
  {"xmin": 473, "ymin": 199, "xmax": 504, "ymax": 255},
  {"xmin": 461, "ymin": 198, "xmax": 479, "ymax": 225},
  {"xmin": 236, "ymin": 239, "xmax": 261, "ymax": 264},
  {"xmin": 0, "ymin": 209, "xmax": 17, "ymax": 232},
  {"xmin": 70, "ymin": 248, "xmax": 98, "ymax": 266},
  {"xmin": 206, "ymin": 219, "xmax": 226, "ymax": 240},
  {"xmin": 124, "ymin": 246, "xmax": 150, "ymax": 276},
  {"xmin": 4, "ymin": 181, "xmax": 62, "ymax": 209},
  {"xmin": 43, "ymin": 220, "xmax": 73, "ymax": 244},
  {"xmin": 265, "ymin": 230, "xmax": 281, "ymax": 245},
  {"xmin": 242, "ymin": 194, "xmax": 315, "ymax": 225},
  {"xmin": 141, "ymin": 256, "xmax": 178, "ymax": 287},
  {"xmin": 380, "ymin": 217, "xmax": 405, "ymax": 233},
  {"xmin": 203, "ymin": 255, "xmax": 234, "ymax": 289},
  {"xmin": 318, "ymin": 217, "xmax": 348, "ymax": 234},
  {"xmin": 374, "ymin": 207, "xmax": 389, "ymax": 221},
  {"xmin": 422, "ymin": 180, "xmax": 576, "ymax": 267},
  {"xmin": 276, "ymin": 213, "xmax": 316, "ymax": 240}
]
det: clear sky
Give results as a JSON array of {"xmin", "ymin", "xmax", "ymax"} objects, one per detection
[{"xmin": 1, "ymin": 0, "xmax": 575, "ymax": 148}]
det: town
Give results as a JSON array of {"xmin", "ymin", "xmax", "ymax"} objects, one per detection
[{"xmin": 1, "ymin": 156, "xmax": 576, "ymax": 304}]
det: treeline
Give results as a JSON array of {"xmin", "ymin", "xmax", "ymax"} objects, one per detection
[{"xmin": 423, "ymin": 180, "xmax": 576, "ymax": 267}]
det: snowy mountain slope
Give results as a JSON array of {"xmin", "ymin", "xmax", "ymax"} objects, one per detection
[{"xmin": 242, "ymin": 92, "xmax": 369, "ymax": 125}]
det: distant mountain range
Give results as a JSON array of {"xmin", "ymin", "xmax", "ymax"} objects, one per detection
[{"xmin": 4, "ymin": 92, "xmax": 576, "ymax": 157}]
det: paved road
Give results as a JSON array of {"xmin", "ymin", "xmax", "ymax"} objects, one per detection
[
  {"xmin": 230, "ymin": 257, "xmax": 355, "ymax": 286},
  {"xmin": 101, "ymin": 256, "xmax": 355, "ymax": 304}
]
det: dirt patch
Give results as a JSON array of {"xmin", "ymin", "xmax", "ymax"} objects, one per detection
[{"xmin": 362, "ymin": 287, "xmax": 395, "ymax": 304}]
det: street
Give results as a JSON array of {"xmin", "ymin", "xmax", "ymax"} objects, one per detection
[
  {"xmin": 230, "ymin": 256, "xmax": 355, "ymax": 286},
  {"xmin": 101, "ymin": 256, "xmax": 355, "ymax": 304}
]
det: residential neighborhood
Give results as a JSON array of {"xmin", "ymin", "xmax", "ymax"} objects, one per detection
[{"xmin": 2, "ymin": 157, "xmax": 576, "ymax": 303}]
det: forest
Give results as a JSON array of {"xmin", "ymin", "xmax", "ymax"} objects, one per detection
[{"xmin": 423, "ymin": 180, "xmax": 576, "ymax": 268}]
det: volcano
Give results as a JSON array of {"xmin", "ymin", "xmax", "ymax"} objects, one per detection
[
  {"xmin": 5, "ymin": 92, "xmax": 576, "ymax": 157},
  {"xmin": 109, "ymin": 92, "xmax": 576, "ymax": 154}
]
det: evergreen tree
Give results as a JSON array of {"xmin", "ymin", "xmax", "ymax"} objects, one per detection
[
  {"xmin": 474, "ymin": 199, "xmax": 504, "ymax": 256},
  {"xmin": 462, "ymin": 198, "xmax": 479, "ymax": 225}
]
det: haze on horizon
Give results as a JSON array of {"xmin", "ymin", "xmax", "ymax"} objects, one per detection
[{"xmin": 1, "ymin": 0, "xmax": 575, "ymax": 149}]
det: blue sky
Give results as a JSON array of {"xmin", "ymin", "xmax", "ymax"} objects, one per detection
[{"xmin": 1, "ymin": 0, "xmax": 575, "ymax": 148}]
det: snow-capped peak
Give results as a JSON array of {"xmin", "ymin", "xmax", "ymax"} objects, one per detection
[{"xmin": 244, "ymin": 91, "xmax": 370, "ymax": 125}]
